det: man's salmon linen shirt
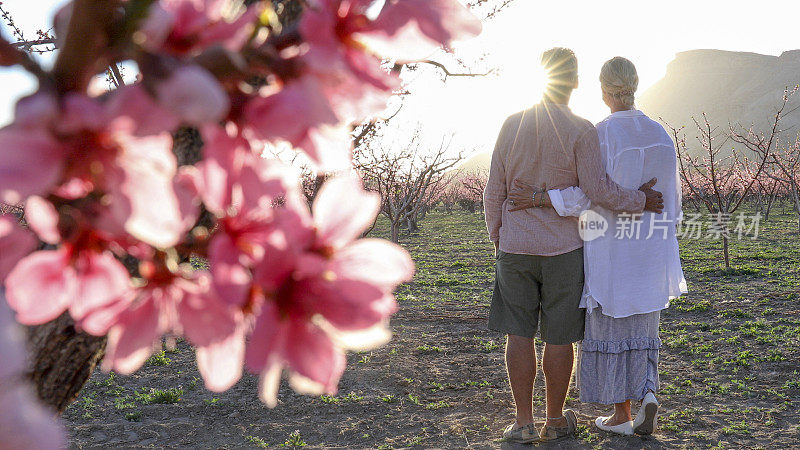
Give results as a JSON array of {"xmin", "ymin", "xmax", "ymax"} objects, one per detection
[{"xmin": 484, "ymin": 102, "xmax": 646, "ymax": 256}]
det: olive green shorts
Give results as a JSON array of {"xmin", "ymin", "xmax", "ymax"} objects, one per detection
[{"xmin": 488, "ymin": 247, "xmax": 585, "ymax": 345}]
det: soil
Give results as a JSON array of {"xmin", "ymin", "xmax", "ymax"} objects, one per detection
[{"xmin": 63, "ymin": 210, "xmax": 800, "ymax": 449}]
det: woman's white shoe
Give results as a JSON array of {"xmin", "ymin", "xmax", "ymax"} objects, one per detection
[
  {"xmin": 633, "ymin": 392, "xmax": 659, "ymax": 435},
  {"xmin": 594, "ymin": 416, "xmax": 634, "ymax": 435}
]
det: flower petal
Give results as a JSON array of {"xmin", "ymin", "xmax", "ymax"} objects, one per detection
[
  {"xmin": 0, "ymin": 293, "xmax": 28, "ymax": 379},
  {"xmin": 284, "ymin": 319, "xmax": 345, "ymax": 395},
  {"xmin": 244, "ymin": 302, "xmax": 285, "ymax": 372},
  {"xmin": 0, "ymin": 215, "xmax": 36, "ymax": 281},
  {"xmin": 0, "ymin": 385, "xmax": 66, "ymax": 450},
  {"xmin": 313, "ymin": 176, "xmax": 380, "ymax": 248},
  {"xmin": 209, "ymin": 233, "xmax": 252, "ymax": 307},
  {"xmin": 333, "ymin": 238, "xmax": 414, "ymax": 289},
  {"xmin": 112, "ymin": 131, "xmax": 186, "ymax": 248},
  {"xmin": 154, "ymin": 64, "xmax": 230, "ymax": 126},
  {"xmin": 106, "ymin": 85, "xmax": 180, "ymax": 136},
  {"xmin": 69, "ymin": 251, "xmax": 131, "ymax": 321},
  {"xmin": 257, "ymin": 361, "xmax": 283, "ymax": 408},
  {"xmin": 362, "ymin": 0, "xmax": 482, "ymax": 61},
  {"xmin": 0, "ymin": 126, "xmax": 63, "ymax": 204},
  {"xmin": 25, "ymin": 196, "xmax": 60, "ymax": 244},
  {"xmin": 194, "ymin": 325, "xmax": 245, "ymax": 392},
  {"xmin": 103, "ymin": 297, "xmax": 160, "ymax": 375},
  {"xmin": 301, "ymin": 277, "xmax": 395, "ymax": 331},
  {"xmin": 5, "ymin": 250, "xmax": 72, "ymax": 325},
  {"xmin": 77, "ymin": 293, "xmax": 134, "ymax": 336}
]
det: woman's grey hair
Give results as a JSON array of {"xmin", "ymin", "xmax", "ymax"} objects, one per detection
[{"xmin": 599, "ymin": 57, "xmax": 638, "ymax": 108}]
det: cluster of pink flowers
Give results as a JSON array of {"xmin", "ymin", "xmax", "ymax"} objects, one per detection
[{"xmin": 0, "ymin": 0, "xmax": 481, "ymax": 424}]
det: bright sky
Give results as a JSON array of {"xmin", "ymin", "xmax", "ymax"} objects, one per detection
[
  {"xmin": 1, "ymin": 0, "xmax": 798, "ymax": 158},
  {"xmin": 396, "ymin": 0, "xmax": 800, "ymax": 157}
]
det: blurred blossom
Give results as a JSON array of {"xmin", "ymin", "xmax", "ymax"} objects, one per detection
[
  {"xmin": 0, "ymin": 293, "xmax": 66, "ymax": 449},
  {"xmin": 0, "ymin": 216, "xmax": 36, "ymax": 282},
  {"xmin": 243, "ymin": 78, "xmax": 351, "ymax": 172},
  {"xmin": 0, "ymin": 0, "xmax": 483, "ymax": 413},
  {"xmin": 246, "ymin": 176, "xmax": 414, "ymax": 407},
  {"xmin": 82, "ymin": 268, "xmax": 245, "ymax": 392},
  {"xmin": 139, "ymin": 0, "xmax": 262, "ymax": 56},
  {"xmin": 152, "ymin": 64, "xmax": 231, "ymax": 126},
  {"xmin": 6, "ymin": 247, "xmax": 131, "ymax": 326}
]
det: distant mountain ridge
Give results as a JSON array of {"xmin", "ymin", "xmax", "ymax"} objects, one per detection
[{"xmin": 639, "ymin": 49, "xmax": 800, "ymax": 146}]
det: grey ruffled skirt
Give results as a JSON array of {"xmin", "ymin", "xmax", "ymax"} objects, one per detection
[{"xmin": 579, "ymin": 306, "xmax": 661, "ymax": 405}]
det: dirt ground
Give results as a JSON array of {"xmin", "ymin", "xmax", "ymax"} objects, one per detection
[{"xmin": 63, "ymin": 210, "xmax": 800, "ymax": 449}]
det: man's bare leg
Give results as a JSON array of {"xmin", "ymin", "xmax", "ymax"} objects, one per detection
[
  {"xmin": 505, "ymin": 334, "xmax": 537, "ymax": 427},
  {"xmin": 543, "ymin": 343, "xmax": 574, "ymax": 428}
]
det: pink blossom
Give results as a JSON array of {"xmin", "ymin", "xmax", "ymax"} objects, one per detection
[
  {"xmin": 246, "ymin": 176, "xmax": 414, "ymax": 406},
  {"xmin": 140, "ymin": 0, "xmax": 261, "ymax": 56},
  {"xmin": 5, "ymin": 247, "xmax": 131, "ymax": 326},
  {"xmin": 243, "ymin": 79, "xmax": 352, "ymax": 171},
  {"xmin": 25, "ymin": 196, "xmax": 61, "ymax": 245},
  {"xmin": 196, "ymin": 127, "xmax": 307, "ymax": 306},
  {"xmin": 152, "ymin": 64, "xmax": 231, "ymax": 126},
  {"xmin": 83, "ymin": 269, "xmax": 245, "ymax": 392},
  {"xmin": 0, "ymin": 125, "xmax": 64, "ymax": 204},
  {"xmin": 105, "ymin": 127, "xmax": 194, "ymax": 248},
  {"xmin": 297, "ymin": 0, "xmax": 480, "ymax": 123},
  {"xmin": 15, "ymin": 90, "xmax": 196, "ymax": 248},
  {"xmin": 0, "ymin": 216, "xmax": 36, "ymax": 282},
  {"xmin": 246, "ymin": 302, "xmax": 346, "ymax": 407},
  {"xmin": 361, "ymin": 0, "xmax": 483, "ymax": 61},
  {"xmin": 195, "ymin": 126, "xmax": 304, "ymax": 221},
  {"xmin": 299, "ymin": 0, "xmax": 401, "ymax": 122},
  {"xmin": 105, "ymin": 85, "xmax": 181, "ymax": 136},
  {"xmin": 0, "ymin": 296, "xmax": 65, "ymax": 450}
]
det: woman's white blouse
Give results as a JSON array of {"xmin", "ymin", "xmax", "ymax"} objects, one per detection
[{"xmin": 548, "ymin": 109, "xmax": 688, "ymax": 318}]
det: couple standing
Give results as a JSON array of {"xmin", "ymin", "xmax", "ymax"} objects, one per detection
[{"xmin": 483, "ymin": 48, "xmax": 687, "ymax": 443}]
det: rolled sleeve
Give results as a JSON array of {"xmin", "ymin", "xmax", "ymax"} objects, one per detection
[{"xmin": 549, "ymin": 187, "xmax": 590, "ymax": 217}]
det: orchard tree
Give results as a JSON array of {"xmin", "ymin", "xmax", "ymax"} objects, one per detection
[
  {"xmin": 357, "ymin": 131, "xmax": 463, "ymax": 242},
  {"xmin": 458, "ymin": 168, "xmax": 488, "ymax": 214},
  {"xmin": 733, "ymin": 130, "xmax": 800, "ymax": 232},
  {"xmin": 666, "ymin": 88, "xmax": 794, "ymax": 269},
  {"xmin": 0, "ymin": 0, "xmax": 483, "ymax": 446}
]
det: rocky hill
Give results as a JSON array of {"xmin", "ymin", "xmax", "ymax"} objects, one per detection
[{"xmin": 639, "ymin": 49, "xmax": 800, "ymax": 149}]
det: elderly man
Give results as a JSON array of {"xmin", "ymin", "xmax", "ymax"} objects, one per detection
[{"xmin": 483, "ymin": 47, "xmax": 663, "ymax": 444}]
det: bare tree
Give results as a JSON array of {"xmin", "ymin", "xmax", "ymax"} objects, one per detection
[{"xmin": 357, "ymin": 132, "xmax": 463, "ymax": 242}]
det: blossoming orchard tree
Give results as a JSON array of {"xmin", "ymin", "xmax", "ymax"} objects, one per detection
[
  {"xmin": 0, "ymin": 0, "xmax": 484, "ymax": 446},
  {"xmin": 665, "ymin": 87, "xmax": 796, "ymax": 269}
]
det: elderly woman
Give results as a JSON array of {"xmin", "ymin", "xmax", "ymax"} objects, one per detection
[{"xmin": 510, "ymin": 57, "xmax": 687, "ymax": 435}]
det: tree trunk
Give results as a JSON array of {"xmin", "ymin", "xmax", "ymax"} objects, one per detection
[
  {"xmin": 793, "ymin": 192, "xmax": 800, "ymax": 233},
  {"xmin": 722, "ymin": 236, "xmax": 730, "ymax": 270},
  {"xmin": 390, "ymin": 222, "xmax": 400, "ymax": 243},
  {"xmin": 407, "ymin": 213, "xmax": 419, "ymax": 233},
  {"xmin": 26, "ymin": 312, "xmax": 106, "ymax": 413}
]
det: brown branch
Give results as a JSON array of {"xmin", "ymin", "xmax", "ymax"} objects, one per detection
[
  {"xmin": 417, "ymin": 60, "xmax": 496, "ymax": 79},
  {"xmin": 52, "ymin": 0, "xmax": 117, "ymax": 94},
  {"xmin": 11, "ymin": 37, "xmax": 58, "ymax": 51}
]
